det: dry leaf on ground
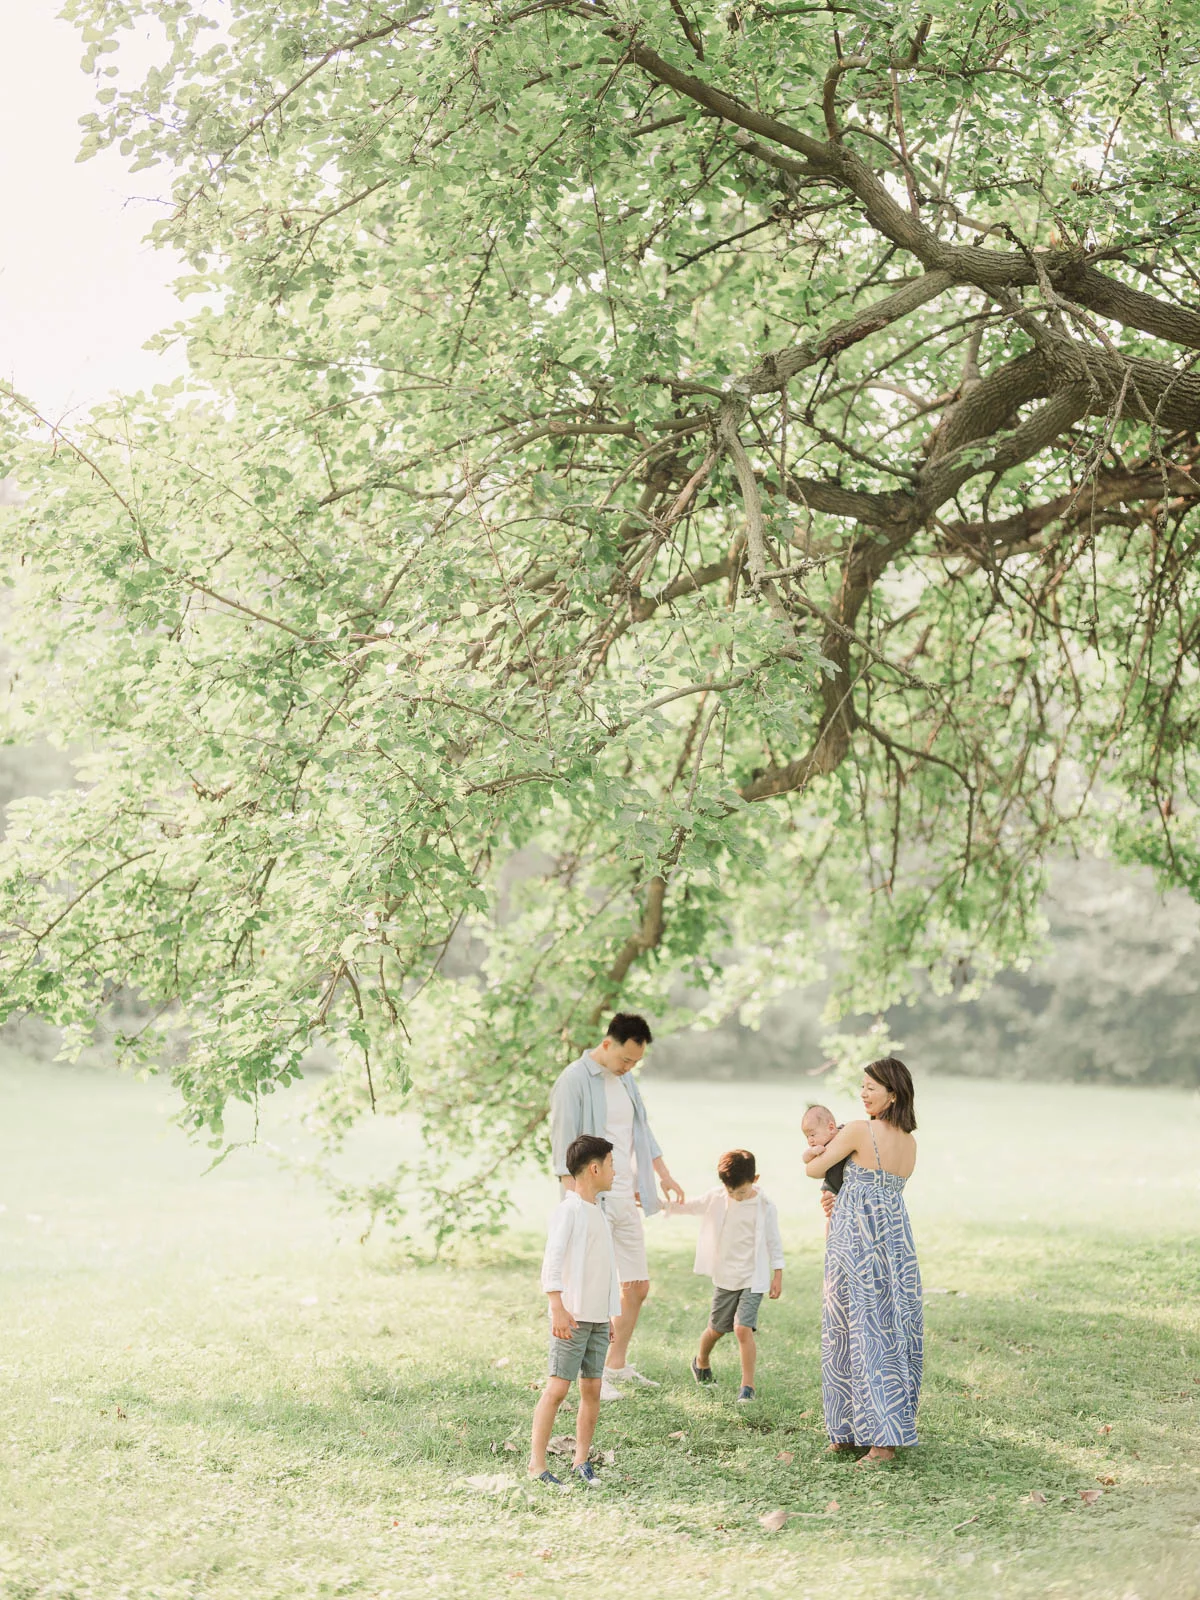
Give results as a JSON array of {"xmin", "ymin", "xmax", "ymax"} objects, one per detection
[
  {"xmin": 532, "ymin": 1549, "xmax": 552, "ymax": 1561},
  {"xmin": 1027, "ymin": 1491, "xmax": 1048, "ymax": 1505},
  {"xmin": 462, "ymin": 1473, "xmax": 519, "ymax": 1495},
  {"xmin": 825, "ymin": 1499, "xmax": 839, "ymax": 1512},
  {"xmin": 776, "ymin": 1451, "xmax": 794, "ymax": 1464},
  {"xmin": 546, "ymin": 1435, "xmax": 575, "ymax": 1456},
  {"xmin": 1097, "ymin": 1423, "xmax": 1113, "ymax": 1434},
  {"xmin": 1079, "ymin": 1489, "xmax": 1104, "ymax": 1505},
  {"xmin": 1096, "ymin": 1473, "xmax": 1117, "ymax": 1486},
  {"xmin": 668, "ymin": 1430, "xmax": 686, "ymax": 1440},
  {"xmin": 758, "ymin": 1509, "xmax": 789, "ymax": 1533}
]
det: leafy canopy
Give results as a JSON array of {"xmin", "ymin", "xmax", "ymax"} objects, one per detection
[{"xmin": 3, "ymin": 0, "xmax": 1200, "ymax": 1232}]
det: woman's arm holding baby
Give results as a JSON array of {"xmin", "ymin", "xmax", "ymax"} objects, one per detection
[{"xmin": 804, "ymin": 1121, "xmax": 865, "ymax": 1179}]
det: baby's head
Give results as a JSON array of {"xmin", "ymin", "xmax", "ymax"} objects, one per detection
[
  {"xmin": 716, "ymin": 1148, "xmax": 758, "ymax": 1194},
  {"xmin": 802, "ymin": 1103, "xmax": 837, "ymax": 1147}
]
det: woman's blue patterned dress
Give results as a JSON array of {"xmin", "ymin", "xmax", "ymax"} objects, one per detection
[{"xmin": 822, "ymin": 1122, "xmax": 923, "ymax": 1447}]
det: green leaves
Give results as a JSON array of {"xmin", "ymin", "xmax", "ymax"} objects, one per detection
[{"xmin": 3, "ymin": 0, "xmax": 1200, "ymax": 1233}]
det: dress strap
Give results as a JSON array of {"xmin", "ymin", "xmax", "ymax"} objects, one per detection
[{"xmin": 867, "ymin": 1118, "xmax": 883, "ymax": 1171}]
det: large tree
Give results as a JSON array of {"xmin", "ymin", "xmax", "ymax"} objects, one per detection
[{"xmin": 3, "ymin": 0, "xmax": 1199, "ymax": 1232}]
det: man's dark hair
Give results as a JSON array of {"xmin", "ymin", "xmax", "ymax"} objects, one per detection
[
  {"xmin": 717, "ymin": 1148, "xmax": 757, "ymax": 1190},
  {"xmin": 566, "ymin": 1134, "xmax": 614, "ymax": 1177},
  {"xmin": 866, "ymin": 1057, "xmax": 917, "ymax": 1133},
  {"xmin": 606, "ymin": 1012, "xmax": 653, "ymax": 1046}
]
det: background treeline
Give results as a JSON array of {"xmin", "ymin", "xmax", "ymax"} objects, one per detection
[{"xmin": 2, "ymin": 743, "xmax": 1195, "ymax": 1089}]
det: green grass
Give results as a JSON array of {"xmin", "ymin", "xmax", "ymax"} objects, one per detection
[{"xmin": 1, "ymin": 1058, "xmax": 1199, "ymax": 1600}]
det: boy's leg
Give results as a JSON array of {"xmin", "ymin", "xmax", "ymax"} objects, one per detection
[
  {"xmin": 698, "ymin": 1325, "xmax": 724, "ymax": 1368},
  {"xmin": 530, "ymin": 1377, "xmax": 571, "ymax": 1475},
  {"xmin": 574, "ymin": 1378, "xmax": 601, "ymax": 1467},
  {"xmin": 734, "ymin": 1324, "xmax": 757, "ymax": 1388}
]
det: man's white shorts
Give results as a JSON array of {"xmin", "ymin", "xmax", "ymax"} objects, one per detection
[{"xmin": 600, "ymin": 1192, "xmax": 649, "ymax": 1282}]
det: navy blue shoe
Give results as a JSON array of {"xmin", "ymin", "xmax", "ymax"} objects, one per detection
[
  {"xmin": 573, "ymin": 1462, "xmax": 602, "ymax": 1489},
  {"xmin": 691, "ymin": 1357, "xmax": 715, "ymax": 1386},
  {"xmin": 533, "ymin": 1469, "xmax": 563, "ymax": 1486},
  {"xmin": 736, "ymin": 1385, "xmax": 756, "ymax": 1403}
]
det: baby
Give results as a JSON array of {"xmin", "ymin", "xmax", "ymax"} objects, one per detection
[{"xmin": 802, "ymin": 1103, "xmax": 847, "ymax": 1222}]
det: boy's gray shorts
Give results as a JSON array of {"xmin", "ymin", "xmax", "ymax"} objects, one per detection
[
  {"xmin": 710, "ymin": 1286, "xmax": 763, "ymax": 1333},
  {"xmin": 548, "ymin": 1318, "xmax": 610, "ymax": 1381}
]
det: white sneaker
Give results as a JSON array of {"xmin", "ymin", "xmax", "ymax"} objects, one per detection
[
  {"xmin": 605, "ymin": 1365, "xmax": 661, "ymax": 1389},
  {"xmin": 599, "ymin": 1377, "xmax": 625, "ymax": 1402}
]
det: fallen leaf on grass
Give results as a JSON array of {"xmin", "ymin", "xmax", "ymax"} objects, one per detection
[
  {"xmin": 1096, "ymin": 1473, "xmax": 1118, "ymax": 1486},
  {"xmin": 776, "ymin": 1451, "xmax": 794, "ymax": 1464},
  {"xmin": 503, "ymin": 1441, "xmax": 519, "ymax": 1452},
  {"xmin": 1079, "ymin": 1489, "xmax": 1104, "ymax": 1505},
  {"xmin": 602, "ymin": 1449, "xmax": 616, "ymax": 1466},
  {"xmin": 1097, "ymin": 1423, "xmax": 1113, "ymax": 1435},
  {"xmin": 1027, "ymin": 1491, "xmax": 1048, "ymax": 1505},
  {"xmin": 797, "ymin": 1410, "xmax": 811, "ymax": 1419},
  {"xmin": 462, "ymin": 1473, "xmax": 520, "ymax": 1495},
  {"xmin": 668, "ymin": 1430, "xmax": 686, "ymax": 1440},
  {"xmin": 546, "ymin": 1435, "xmax": 575, "ymax": 1456},
  {"xmin": 758, "ymin": 1509, "xmax": 789, "ymax": 1533},
  {"xmin": 493, "ymin": 1356, "xmax": 511, "ymax": 1370},
  {"xmin": 825, "ymin": 1500, "xmax": 839, "ymax": 1512},
  {"xmin": 532, "ymin": 1549, "xmax": 552, "ymax": 1561}
]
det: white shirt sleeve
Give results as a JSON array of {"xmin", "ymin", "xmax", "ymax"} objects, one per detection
[
  {"xmin": 541, "ymin": 1200, "xmax": 575, "ymax": 1294},
  {"xmin": 764, "ymin": 1197, "xmax": 785, "ymax": 1271}
]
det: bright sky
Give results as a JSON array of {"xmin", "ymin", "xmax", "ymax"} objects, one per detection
[{"xmin": 0, "ymin": 4, "xmax": 186, "ymax": 420}]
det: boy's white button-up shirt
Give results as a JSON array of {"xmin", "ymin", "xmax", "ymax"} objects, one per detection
[
  {"xmin": 667, "ymin": 1186, "xmax": 785, "ymax": 1295},
  {"xmin": 540, "ymin": 1191, "xmax": 622, "ymax": 1322}
]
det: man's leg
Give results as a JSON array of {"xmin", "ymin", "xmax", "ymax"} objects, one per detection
[
  {"xmin": 573, "ymin": 1378, "xmax": 601, "ymax": 1467},
  {"xmin": 530, "ymin": 1376, "xmax": 571, "ymax": 1475},
  {"xmin": 605, "ymin": 1277, "xmax": 649, "ymax": 1372}
]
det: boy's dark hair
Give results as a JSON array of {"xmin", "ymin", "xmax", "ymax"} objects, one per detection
[
  {"xmin": 866, "ymin": 1057, "xmax": 917, "ymax": 1133},
  {"xmin": 566, "ymin": 1134, "xmax": 614, "ymax": 1177},
  {"xmin": 606, "ymin": 1012, "xmax": 653, "ymax": 1047},
  {"xmin": 717, "ymin": 1148, "xmax": 757, "ymax": 1190}
]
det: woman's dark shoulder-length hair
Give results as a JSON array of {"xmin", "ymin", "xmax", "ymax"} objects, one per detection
[{"xmin": 866, "ymin": 1056, "xmax": 917, "ymax": 1133}]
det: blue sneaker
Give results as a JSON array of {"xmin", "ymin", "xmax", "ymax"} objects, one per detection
[
  {"xmin": 573, "ymin": 1462, "xmax": 602, "ymax": 1489},
  {"xmin": 736, "ymin": 1385, "xmax": 756, "ymax": 1403},
  {"xmin": 533, "ymin": 1469, "xmax": 563, "ymax": 1487},
  {"xmin": 691, "ymin": 1357, "xmax": 715, "ymax": 1386}
]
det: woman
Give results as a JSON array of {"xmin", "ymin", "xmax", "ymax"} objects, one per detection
[{"xmin": 803, "ymin": 1057, "xmax": 922, "ymax": 1466}]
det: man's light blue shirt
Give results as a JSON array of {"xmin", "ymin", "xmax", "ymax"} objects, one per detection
[{"xmin": 549, "ymin": 1051, "xmax": 665, "ymax": 1216}]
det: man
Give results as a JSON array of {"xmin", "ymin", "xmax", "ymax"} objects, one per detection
[{"xmin": 549, "ymin": 1013, "xmax": 684, "ymax": 1400}]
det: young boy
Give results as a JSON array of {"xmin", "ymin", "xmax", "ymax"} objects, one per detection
[
  {"xmin": 801, "ymin": 1104, "xmax": 847, "ymax": 1223},
  {"xmin": 667, "ymin": 1149, "xmax": 784, "ymax": 1402},
  {"xmin": 530, "ymin": 1135, "xmax": 621, "ymax": 1488}
]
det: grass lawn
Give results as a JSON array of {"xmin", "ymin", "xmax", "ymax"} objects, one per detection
[{"xmin": 1, "ymin": 1057, "xmax": 1198, "ymax": 1600}]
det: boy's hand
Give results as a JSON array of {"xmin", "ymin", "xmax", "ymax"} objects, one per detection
[
  {"xmin": 802, "ymin": 1141, "xmax": 826, "ymax": 1162},
  {"xmin": 820, "ymin": 1190, "xmax": 836, "ymax": 1218},
  {"xmin": 548, "ymin": 1294, "xmax": 577, "ymax": 1341},
  {"xmin": 769, "ymin": 1268, "xmax": 783, "ymax": 1300}
]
